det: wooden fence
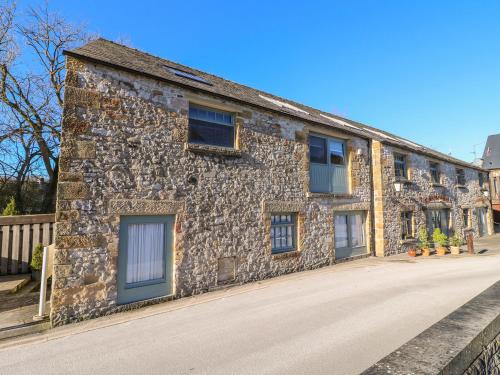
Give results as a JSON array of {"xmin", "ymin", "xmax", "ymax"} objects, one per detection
[{"xmin": 0, "ymin": 214, "xmax": 55, "ymax": 276}]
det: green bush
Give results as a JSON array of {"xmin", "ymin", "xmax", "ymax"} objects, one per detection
[
  {"xmin": 2, "ymin": 197, "xmax": 19, "ymax": 216},
  {"xmin": 418, "ymin": 227, "xmax": 430, "ymax": 249},
  {"xmin": 31, "ymin": 244, "xmax": 44, "ymax": 271},
  {"xmin": 432, "ymin": 228, "xmax": 448, "ymax": 247},
  {"xmin": 450, "ymin": 232, "xmax": 462, "ymax": 247}
]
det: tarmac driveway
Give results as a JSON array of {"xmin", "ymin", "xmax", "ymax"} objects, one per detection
[{"xmin": 1, "ymin": 235, "xmax": 500, "ymax": 375}]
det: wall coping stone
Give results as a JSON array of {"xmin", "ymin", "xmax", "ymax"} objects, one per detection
[{"xmin": 362, "ymin": 280, "xmax": 500, "ymax": 374}]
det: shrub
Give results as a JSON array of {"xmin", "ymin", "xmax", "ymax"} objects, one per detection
[
  {"xmin": 2, "ymin": 197, "xmax": 19, "ymax": 216},
  {"xmin": 418, "ymin": 227, "xmax": 430, "ymax": 249},
  {"xmin": 432, "ymin": 228, "xmax": 448, "ymax": 247},
  {"xmin": 31, "ymin": 244, "xmax": 44, "ymax": 271},
  {"xmin": 450, "ymin": 232, "xmax": 462, "ymax": 247}
]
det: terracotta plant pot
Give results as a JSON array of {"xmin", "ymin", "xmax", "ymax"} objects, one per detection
[
  {"xmin": 407, "ymin": 249, "xmax": 417, "ymax": 257},
  {"xmin": 450, "ymin": 246, "xmax": 460, "ymax": 255},
  {"xmin": 421, "ymin": 248, "xmax": 431, "ymax": 257},
  {"xmin": 436, "ymin": 246, "xmax": 447, "ymax": 256}
]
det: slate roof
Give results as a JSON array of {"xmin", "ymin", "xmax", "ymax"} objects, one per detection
[
  {"xmin": 65, "ymin": 38, "xmax": 484, "ymax": 171},
  {"xmin": 482, "ymin": 134, "xmax": 500, "ymax": 170}
]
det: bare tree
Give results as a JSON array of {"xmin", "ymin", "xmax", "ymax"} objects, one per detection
[{"xmin": 0, "ymin": 0, "xmax": 92, "ymax": 212}]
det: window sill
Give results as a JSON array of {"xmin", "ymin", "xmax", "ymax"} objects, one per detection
[
  {"xmin": 185, "ymin": 143, "xmax": 242, "ymax": 157},
  {"xmin": 455, "ymin": 184, "xmax": 467, "ymax": 189},
  {"xmin": 307, "ymin": 192, "xmax": 352, "ymax": 199},
  {"xmin": 395, "ymin": 178, "xmax": 412, "ymax": 184},
  {"xmin": 271, "ymin": 250, "xmax": 300, "ymax": 260},
  {"xmin": 400, "ymin": 238, "xmax": 417, "ymax": 245},
  {"xmin": 432, "ymin": 183, "xmax": 445, "ymax": 188}
]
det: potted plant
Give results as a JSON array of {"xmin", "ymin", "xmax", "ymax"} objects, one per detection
[
  {"xmin": 407, "ymin": 247, "xmax": 417, "ymax": 257},
  {"xmin": 450, "ymin": 232, "xmax": 462, "ymax": 255},
  {"xmin": 418, "ymin": 227, "xmax": 431, "ymax": 256},
  {"xmin": 30, "ymin": 243, "xmax": 44, "ymax": 281},
  {"xmin": 432, "ymin": 228, "xmax": 448, "ymax": 256}
]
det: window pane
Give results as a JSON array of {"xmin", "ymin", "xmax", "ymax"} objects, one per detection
[
  {"xmin": 126, "ymin": 223, "xmax": 164, "ymax": 284},
  {"xmin": 430, "ymin": 163, "xmax": 440, "ymax": 183},
  {"xmin": 310, "ymin": 136, "xmax": 327, "ymax": 164},
  {"xmin": 188, "ymin": 118, "xmax": 234, "ymax": 147},
  {"xmin": 401, "ymin": 212, "xmax": 412, "ymax": 239},
  {"xmin": 334, "ymin": 215, "xmax": 349, "ymax": 248},
  {"xmin": 271, "ymin": 214, "xmax": 296, "ymax": 253},
  {"xmin": 349, "ymin": 214, "xmax": 364, "ymax": 247},
  {"xmin": 394, "ymin": 154, "xmax": 407, "ymax": 178},
  {"xmin": 189, "ymin": 106, "xmax": 232, "ymax": 125},
  {"xmin": 329, "ymin": 140, "xmax": 345, "ymax": 165}
]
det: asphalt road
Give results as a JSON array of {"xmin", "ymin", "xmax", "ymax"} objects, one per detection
[{"xmin": 1, "ymin": 242, "xmax": 500, "ymax": 375}]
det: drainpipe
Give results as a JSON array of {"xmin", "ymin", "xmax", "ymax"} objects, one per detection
[
  {"xmin": 33, "ymin": 246, "xmax": 49, "ymax": 321},
  {"xmin": 368, "ymin": 139, "xmax": 376, "ymax": 257}
]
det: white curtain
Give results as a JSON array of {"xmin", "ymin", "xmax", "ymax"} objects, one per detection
[
  {"xmin": 126, "ymin": 223, "xmax": 164, "ymax": 284},
  {"xmin": 335, "ymin": 215, "xmax": 349, "ymax": 248},
  {"xmin": 349, "ymin": 214, "xmax": 364, "ymax": 247}
]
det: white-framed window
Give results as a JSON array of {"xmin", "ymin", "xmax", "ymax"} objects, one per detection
[
  {"xmin": 270, "ymin": 214, "xmax": 296, "ymax": 254},
  {"xmin": 188, "ymin": 104, "xmax": 235, "ymax": 148}
]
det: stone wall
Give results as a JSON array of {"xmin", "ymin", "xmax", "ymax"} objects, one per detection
[
  {"xmin": 363, "ymin": 281, "xmax": 500, "ymax": 375},
  {"xmin": 377, "ymin": 143, "xmax": 493, "ymax": 255},
  {"xmin": 53, "ymin": 55, "xmax": 493, "ymax": 325},
  {"xmin": 489, "ymin": 169, "xmax": 500, "ymax": 223},
  {"xmin": 51, "ymin": 57, "xmax": 373, "ymax": 325},
  {"xmin": 464, "ymin": 332, "xmax": 500, "ymax": 375}
]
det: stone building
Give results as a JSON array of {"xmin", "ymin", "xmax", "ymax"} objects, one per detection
[
  {"xmin": 483, "ymin": 134, "xmax": 500, "ymax": 225},
  {"xmin": 52, "ymin": 39, "xmax": 493, "ymax": 325}
]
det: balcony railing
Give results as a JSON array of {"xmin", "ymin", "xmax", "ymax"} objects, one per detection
[{"xmin": 310, "ymin": 164, "xmax": 348, "ymax": 194}]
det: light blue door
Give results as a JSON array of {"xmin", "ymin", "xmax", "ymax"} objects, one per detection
[
  {"xmin": 117, "ymin": 216, "xmax": 174, "ymax": 305},
  {"xmin": 334, "ymin": 211, "xmax": 367, "ymax": 259}
]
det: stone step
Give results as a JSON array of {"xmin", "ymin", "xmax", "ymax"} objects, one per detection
[{"xmin": 0, "ymin": 275, "xmax": 31, "ymax": 295}]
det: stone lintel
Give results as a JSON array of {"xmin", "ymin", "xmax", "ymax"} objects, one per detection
[
  {"xmin": 332, "ymin": 202, "xmax": 371, "ymax": 212},
  {"xmin": 262, "ymin": 201, "xmax": 306, "ymax": 214},
  {"xmin": 108, "ymin": 199, "xmax": 184, "ymax": 215}
]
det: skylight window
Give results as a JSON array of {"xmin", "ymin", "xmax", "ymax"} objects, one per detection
[
  {"xmin": 166, "ymin": 66, "xmax": 211, "ymax": 85},
  {"xmin": 258, "ymin": 95, "xmax": 309, "ymax": 115}
]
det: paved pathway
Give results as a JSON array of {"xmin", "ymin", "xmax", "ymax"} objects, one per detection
[{"xmin": 1, "ymin": 235, "xmax": 499, "ymax": 375}]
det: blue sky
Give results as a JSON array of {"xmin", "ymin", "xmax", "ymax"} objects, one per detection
[{"xmin": 23, "ymin": 0, "xmax": 500, "ymax": 162}]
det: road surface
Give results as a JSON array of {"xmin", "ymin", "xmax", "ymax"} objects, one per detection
[{"xmin": 1, "ymin": 239, "xmax": 500, "ymax": 374}]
